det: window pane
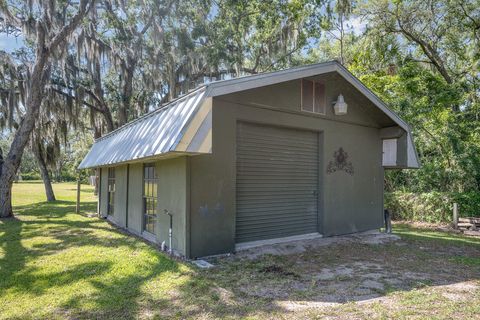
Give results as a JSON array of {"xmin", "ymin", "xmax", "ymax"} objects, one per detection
[
  {"xmin": 152, "ymin": 182, "xmax": 157, "ymax": 198},
  {"xmin": 302, "ymin": 79, "xmax": 314, "ymax": 112},
  {"xmin": 314, "ymin": 82, "xmax": 326, "ymax": 114}
]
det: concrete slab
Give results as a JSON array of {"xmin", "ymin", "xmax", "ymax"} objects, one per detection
[{"xmin": 234, "ymin": 230, "xmax": 400, "ymax": 259}]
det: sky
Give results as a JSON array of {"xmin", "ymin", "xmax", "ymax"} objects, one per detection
[{"xmin": 0, "ymin": 33, "xmax": 25, "ymax": 52}]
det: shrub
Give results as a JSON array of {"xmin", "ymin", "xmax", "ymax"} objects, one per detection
[
  {"xmin": 385, "ymin": 192, "xmax": 480, "ymax": 222},
  {"xmin": 385, "ymin": 191, "xmax": 480, "ymax": 223},
  {"xmin": 21, "ymin": 172, "xmax": 41, "ymax": 181}
]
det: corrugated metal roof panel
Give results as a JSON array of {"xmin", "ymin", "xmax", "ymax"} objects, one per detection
[{"xmin": 78, "ymin": 87, "xmax": 207, "ymax": 169}]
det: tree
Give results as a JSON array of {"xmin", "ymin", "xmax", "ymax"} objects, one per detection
[
  {"xmin": 349, "ymin": 0, "xmax": 480, "ymax": 192},
  {"xmin": 0, "ymin": 0, "xmax": 94, "ymax": 218},
  {"xmin": 359, "ymin": 0, "xmax": 480, "ymax": 109},
  {"xmin": 322, "ymin": 0, "xmax": 354, "ymax": 64}
]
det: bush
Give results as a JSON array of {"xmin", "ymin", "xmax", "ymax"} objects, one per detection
[
  {"xmin": 21, "ymin": 172, "xmax": 41, "ymax": 181},
  {"xmin": 385, "ymin": 191, "xmax": 480, "ymax": 223}
]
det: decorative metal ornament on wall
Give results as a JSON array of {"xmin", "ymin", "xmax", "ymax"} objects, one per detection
[{"xmin": 326, "ymin": 147, "xmax": 354, "ymax": 175}]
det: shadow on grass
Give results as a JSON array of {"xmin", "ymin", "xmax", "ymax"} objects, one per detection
[
  {"xmin": 2, "ymin": 199, "xmax": 480, "ymax": 319},
  {"xmin": 13, "ymin": 180, "xmax": 44, "ymax": 184},
  {"xmin": 65, "ymin": 187, "xmax": 96, "ymax": 194},
  {"xmin": 0, "ymin": 199, "xmax": 180, "ymax": 319},
  {"xmin": 393, "ymin": 223, "xmax": 480, "ymax": 247}
]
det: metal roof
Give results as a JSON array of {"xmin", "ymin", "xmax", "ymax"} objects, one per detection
[
  {"xmin": 79, "ymin": 60, "xmax": 419, "ymax": 169},
  {"xmin": 78, "ymin": 87, "xmax": 209, "ymax": 169}
]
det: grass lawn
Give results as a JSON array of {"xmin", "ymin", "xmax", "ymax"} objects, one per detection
[{"xmin": 0, "ymin": 182, "xmax": 479, "ymax": 319}]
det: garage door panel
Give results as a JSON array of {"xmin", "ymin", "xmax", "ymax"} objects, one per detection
[
  {"xmin": 237, "ymin": 199, "xmax": 316, "ymax": 209},
  {"xmin": 236, "ymin": 122, "xmax": 319, "ymax": 243},
  {"xmin": 236, "ymin": 224, "xmax": 318, "ymax": 242},
  {"xmin": 237, "ymin": 206, "xmax": 318, "ymax": 217},
  {"xmin": 238, "ymin": 129, "xmax": 318, "ymax": 144},
  {"xmin": 237, "ymin": 145, "xmax": 319, "ymax": 157}
]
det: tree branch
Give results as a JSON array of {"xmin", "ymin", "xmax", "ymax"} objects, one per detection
[
  {"xmin": 51, "ymin": 87, "xmax": 102, "ymax": 112},
  {"xmin": 48, "ymin": 0, "xmax": 93, "ymax": 51}
]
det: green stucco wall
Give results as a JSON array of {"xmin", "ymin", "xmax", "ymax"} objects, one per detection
[
  {"xmin": 155, "ymin": 157, "xmax": 188, "ymax": 256},
  {"xmin": 188, "ymin": 75, "xmax": 387, "ymax": 258},
  {"xmin": 112, "ymin": 165, "xmax": 128, "ymax": 228},
  {"xmin": 127, "ymin": 163, "xmax": 144, "ymax": 235},
  {"xmin": 99, "ymin": 167, "xmax": 108, "ymax": 218},
  {"xmin": 95, "ymin": 73, "xmax": 393, "ymax": 259},
  {"xmin": 97, "ymin": 158, "xmax": 189, "ymax": 256}
]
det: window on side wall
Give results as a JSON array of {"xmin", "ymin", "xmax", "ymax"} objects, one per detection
[
  {"xmin": 107, "ymin": 167, "xmax": 115, "ymax": 216},
  {"xmin": 143, "ymin": 163, "xmax": 158, "ymax": 235},
  {"xmin": 301, "ymin": 79, "xmax": 326, "ymax": 114}
]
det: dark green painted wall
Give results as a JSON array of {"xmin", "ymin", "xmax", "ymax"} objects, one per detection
[
  {"xmin": 99, "ymin": 167, "xmax": 108, "ymax": 218},
  {"xmin": 188, "ymin": 76, "xmax": 386, "ymax": 258},
  {"xmin": 97, "ymin": 74, "xmax": 393, "ymax": 259},
  {"xmin": 127, "ymin": 163, "xmax": 143, "ymax": 234},
  {"xmin": 155, "ymin": 157, "xmax": 188, "ymax": 255},
  {"xmin": 98, "ymin": 158, "xmax": 189, "ymax": 256}
]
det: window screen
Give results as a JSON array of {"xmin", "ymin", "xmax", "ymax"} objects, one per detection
[
  {"xmin": 302, "ymin": 79, "xmax": 326, "ymax": 114},
  {"xmin": 143, "ymin": 164, "xmax": 158, "ymax": 234},
  {"xmin": 302, "ymin": 79, "xmax": 314, "ymax": 112},
  {"xmin": 314, "ymin": 81, "xmax": 326, "ymax": 113}
]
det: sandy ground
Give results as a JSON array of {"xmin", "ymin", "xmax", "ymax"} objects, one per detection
[{"xmin": 202, "ymin": 228, "xmax": 480, "ymax": 316}]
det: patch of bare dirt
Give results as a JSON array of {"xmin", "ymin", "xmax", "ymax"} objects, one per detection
[{"xmin": 208, "ymin": 228, "xmax": 480, "ymax": 315}]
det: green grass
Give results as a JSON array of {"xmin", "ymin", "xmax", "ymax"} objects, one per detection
[
  {"xmin": 1, "ymin": 182, "xmax": 479, "ymax": 319},
  {"xmin": 1, "ymin": 182, "xmax": 197, "ymax": 319}
]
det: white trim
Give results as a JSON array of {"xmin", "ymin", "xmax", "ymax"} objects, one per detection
[{"xmin": 235, "ymin": 232, "xmax": 323, "ymax": 251}]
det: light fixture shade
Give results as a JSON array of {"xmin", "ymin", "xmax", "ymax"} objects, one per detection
[{"xmin": 334, "ymin": 94, "xmax": 348, "ymax": 115}]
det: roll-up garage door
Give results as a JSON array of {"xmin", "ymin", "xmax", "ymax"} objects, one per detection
[{"xmin": 236, "ymin": 122, "xmax": 319, "ymax": 243}]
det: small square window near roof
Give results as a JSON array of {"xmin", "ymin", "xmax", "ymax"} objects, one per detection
[{"xmin": 301, "ymin": 79, "xmax": 326, "ymax": 114}]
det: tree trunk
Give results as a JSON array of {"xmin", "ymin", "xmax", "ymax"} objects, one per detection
[
  {"xmin": 33, "ymin": 141, "xmax": 56, "ymax": 202},
  {"xmin": 0, "ymin": 55, "xmax": 49, "ymax": 217},
  {"xmin": 92, "ymin": 56, "xmax": 115, "ymax": 132},
  {"xmin": 0, "ymin": 145, "xmax": 3, "ymax": 177},
  {"xmin": 119, "ymin": 58, "xmax": 135, "ymax": 126},
  {"xmin": 0, "ymin": 0, "xmax": 91, "ymax": 218},
  {"xmin": 0, "ymin": 146, "xmax": 10, "ymax": 217}
]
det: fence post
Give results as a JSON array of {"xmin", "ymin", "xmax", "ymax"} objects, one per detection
[
  {"xmin": 453, "ymin": 202, "xmax": 458, "ymax": 229},
  {"xmin": 76, "ymin": 179, "xmax": 81, "ymax": 214},
  {"xmin": 384, "ymin": 209, "xmax": 392, "ymax": 234}
]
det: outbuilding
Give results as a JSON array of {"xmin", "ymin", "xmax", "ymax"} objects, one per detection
[{"xmin": 79, "ymin": 61, "xmax": 419, "ymax": 258}]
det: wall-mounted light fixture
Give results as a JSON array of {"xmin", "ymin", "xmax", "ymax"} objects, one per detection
[{"xmin": 332, "ymin": 94, "xmax": 348, "ymax": 115}]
